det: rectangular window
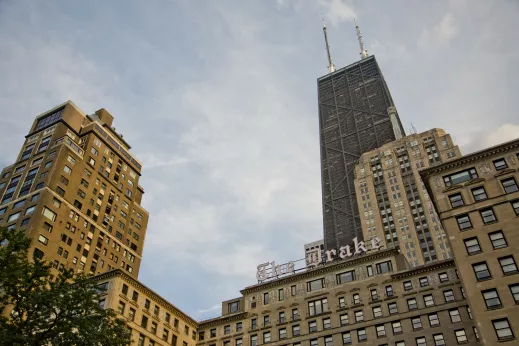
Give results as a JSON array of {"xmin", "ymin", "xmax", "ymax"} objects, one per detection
[
  {"xmin": 236, "ymin": 322, "xmax": 242, "ymax": 332},
  {"xmin": 493, "ymin": 318, "xmax": 514, "ymax": 341},
  {"xmin": 493, "ymin": 158, "xmax": 508, "ymax": 171},
  {"xmin": 471, "ymin": 186, "xmax": 488, "ymax": 201},
  {"xmin": 278, "ymin": 288, "xmax": 284, "ymax": 301},
  {"xmin": 370, "ymin": 289, "xmax": 379, "ymax": 301},
  {"xmin": 415, "ymin": 337, "xmax": 426, "ymax": 346},
  {"xmin": 322, "ymin": 318, "xmax": 331, "ymax": 329},
  {"xmin": 482, "ymin": 289, "xmax": 502, "ymax": 309},
  {"xmin": 423, "ymin": 294, "xmax": 434, "ymax": 307},
  {"xmin": 342, "ymin": 332, "xmax": 351, "ymax": 345},
  {"xmin": 292, "ymin": 325, "xmax": 300, "ymax": 336},
  {"xmin": 279, "ymin": 328, "xmax": 287, "ymax": 339},
  {"xmin": 392, "ymin": 321, "xmax": 402, "ymax": 334},
  {"xmin": 433, "ymin": 334, "xmax": 445, "ymax": 346},
  {"xmin": 449, "ymin": 308, "xmax": 461, "ymax": 323},
  {"xmin": 310, "ymin": 340, "xmax": 317, "ymax": 346},
  {"xmin": 419, "ymin": 277, "xmax": 429, "ymax": 287},
  {"xmin": 411, "ymin": 317, "xmax": 422, "ymax": 330},
  {"xmin": 352, "ymin": 293, "xmax": 360, "ymax": 305},
  {"xmin": 388, "ymin": 302, "xmax": 398, "ymax": 315},
  {"xmin": 443, "ymin": 289, "xmax": 455, "ymax": 302},
  {"xmin": 455, "ymin": 329, "xmax": 467, "ymax": 343},
  {"xmin": 354, "ymin": 310, "xmax": 363, "ymax": 322},
  {"xmin": 376, "ymin": 324, "xmax": 386, "ymax": 337},
  {"xmin": 456, "ymin": 214, "xmax": 472, "ymax": 230},
  {"xmin": 509, "ymin": 284, "xmax": 519, "ymax": 303},
  {"xmin": 428, "ymin": 313, "xmax": 440, "ymax": 326},
  {"xmin": 449, "ymin": 193, "xmax": 464, "ymax": 208},
  {"xmin": 443, "ymin": 168, "xmax": 478, "ymax": 186},
  {"xmin": 279, "ymin": 311, "xmax": 285, "ymax": 323},
  {"xmin": 513, "ymin": 200, "xmax": 519, "ymax": 216},
  {"xmin": 403, "ymin": 281, "xmax": 413, "ymax": 291},
  {"xmin": 376, "ymin": 261, "xmax": 392, "ymax": 274},
  {"xmin": 336, "ymin": 271, "xmax": 355, "ymax": 284},
  {"xmin": 473, "ymin": 262, "xmax": 491, "ymax": 280},
  {"xmin": 340, "ymin": 313, "xmax": 349, "ymax": 326},
  {"xmin": 263, "ymin": 292, "xmax": 269, "ymax": 304},
  {"xmin": 7, "ymin": 212, "xmax": 20, "ymax": 222},
  {"xmin": 356, "ymin": 328, "xmax": 366, "ymax": 342},
  {"xmin": 480, "ymin": 208, "xmax": 497, "ymax": 224},
  {"xmin": 324, "ymin": 336, "xmax": 333, "ymax": 346},
  {"xmin": 291, "ymin": 285, "xmax": 296, "ymax": 296},
  {"xmin": 307, "ymin": 278, "xmax": 324, "ymax": 291},
  {"xmin": 308, "ymin": 321, "xmax": 317, "ymax": 333},
  {"xmin": 228, "ymin": 301, "xmax": 240, "ymax": 313},
  {"xmin": 263, "ymin": 315, "xmax": 270, "ymax": 327},
  {"xmin": 366, "ymin": 265, "xmax": 374, "ymax": 277},
  {"xmin": 41, "ymin": 207, "xmax": 56, "ymax": 222},
  {"xmin": 502, "ymin": 178, "xmax": 519, "ymax": 193},
  {"xmin": 438, "ymin": 272, "xmax": 448, "ymax": 282},
  {"xmin": 499, "ymin": 256, "xmax": 518, "ymax": 275},
  {"xmin": 224, "ymin": 325, "xmax": 231, "ymax": 335},
  {"xmin": 250, "ymin": 335, "xmax": 257, "ymax": 346},
  {"xmin": 372, "ymin": 306, "xmax": 382, "ymax": 318},
  {"xmin": 385, "ymin": 285, "xmax": 393, "ymax": 297},
  {"xmin": 464, "ymin": 237, "xmax": 481, "ymax": 255},
  {"xmin": 338, "ymin": 297, "xmax": 346, "ymax": 308},
  {"xmin": 407, "ymin": 298, "xmax": 417, "ymax": 310},
  {"xmin": 489, "ymin": 231, "xmax": 507, "ymax": 249},
  {"xmin": 38, "ymin": 235, "xmax": 48, "ymax": 245}
]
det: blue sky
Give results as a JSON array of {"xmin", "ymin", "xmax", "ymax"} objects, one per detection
[{"xmin": 0, "ymin": 0, "xmax": 518, "ymax": 319}]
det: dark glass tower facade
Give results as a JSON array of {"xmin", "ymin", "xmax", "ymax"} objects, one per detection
[{"xmin": 318, "ymin": 55, "xmax": 405, "ymax": 251}]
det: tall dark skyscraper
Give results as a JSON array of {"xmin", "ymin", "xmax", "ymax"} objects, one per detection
[{"xmin": 318, "ymin": 23, "xmax": 405, "ymax": 251}]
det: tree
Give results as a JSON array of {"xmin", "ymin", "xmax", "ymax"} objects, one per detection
[{"xmin": 0, "ymin": 227, "xmax": 131, "ymax": 345}]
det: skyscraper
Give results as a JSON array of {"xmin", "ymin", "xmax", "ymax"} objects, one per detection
[
  {"xmin": 0, "ymin": 101, "xmax": 149, "ymax": 278},
  {"xmin": 318, "ymin": 43, "xmax": 405, "ymax": 251}
]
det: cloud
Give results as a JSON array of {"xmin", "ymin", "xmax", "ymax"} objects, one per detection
[
  {"xmin": 483, "ymin": 124, "xmax": 519, "ymax": 149},
  {"xmin": 317, "ymin": 0, "xmax": 356, "ymax": 26},
  {"xmin": 418, "ymin": 13, "xmax": 458, "ymax": 49}
]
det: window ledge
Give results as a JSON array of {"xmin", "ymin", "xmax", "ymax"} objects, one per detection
[
  {"xmin": 486, "ymin": 306, "xmax": 504, "ymax": 311},
  {"xmin": 498, "ymin": 336, "xmax": 516, "ymax": 342},
  {"xmin": 504, "ymin": 271, "xmax": 519, "ymax": 276}
]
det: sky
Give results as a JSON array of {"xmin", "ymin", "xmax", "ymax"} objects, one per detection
[{"xmin": 0, "ymin": 0, "xmax": 518, "ymax": 319}]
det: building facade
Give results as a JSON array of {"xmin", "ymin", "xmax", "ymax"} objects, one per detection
[
  {"xmin": 421, "ymin": 139, "xmax": 519, "ymax": 345},
  {"xmin": 93, "ymin": 269, "xmax": 198, "ymax": 346},
  {"xmin": 0, "ymin": 101, "xmax": 149, "ymax": 278},
  {"xmin": 355, "ymin": 128, "xmax": 461, "ymax": 266},
  {"xmin": 318, "ymin": 55, "xmax": 406, "ymax": 252},
  {"xmin": 197, "ymin": 249, "xmax": 479, "ymax": 346}
]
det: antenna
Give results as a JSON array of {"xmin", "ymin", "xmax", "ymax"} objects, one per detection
[
  {"xmin": 322, "ymin": 20, "xmax": 336, "ymax": 73},
  {"xmin": 354, "ymin": 18, "xmax": 369, "ymax": 59}
]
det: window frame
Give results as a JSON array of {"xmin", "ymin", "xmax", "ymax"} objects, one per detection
[
  {"xmin": 473, "ymin": 261, "xmax": 492, "ymax": 281},
  {"xmin": 499, "ymin": 256, "xmax": 519, "ymax": 275},
  {"xmin": 471, "ymin": 186, "xmax": 488, "ymax": 202},
  {"xmin": 492, "ymin": 318, "xmax": 515, "ymax": 342},
  {"xmin": 493, "ymin": 158, "xmax": 508, "ymax": 171},
  {"xmin": 489, "ymin": 231, "xmax": 507, "ymax": 249},
  {"xmin": 456, "ymin": 214, "xmax": 473, "ymax": 231},
  {"xmin": 482, "ymin": 289, "xmax": 502, "ymax": 309},
  {"xmin": 464, "ymin": 237, "xmax": 481, "ymax": 255},
  {"xmin": 448, "ymin": 193, "xmax": 464, "ymax": 208},
  {"xmin": 502, "ymin": 177, "xmax": 519, "ymax": 194}
]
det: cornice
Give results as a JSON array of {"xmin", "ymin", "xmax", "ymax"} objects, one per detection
[
  {"xmin": 420, "ymin": 139, "xmax": 519, "ymax": 178},
  {"xmin": 91, "ymin": 269, "xmax": 198, "ymax": 327},
  {"xmin": 198, "ymin": 312, "xmax": 248, "ymax": 328},
  {"xmin": 240, "ymin": 248, "xmax": 400, "ymax": 295},
  {"xmin": 391, "ymin": 259, "xmax": 455, "ymax": 280}
]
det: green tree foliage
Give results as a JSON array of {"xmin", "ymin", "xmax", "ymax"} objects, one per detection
[{"xmin": 0, "ymin": 227, "xmax": 131, "ymax": 345}]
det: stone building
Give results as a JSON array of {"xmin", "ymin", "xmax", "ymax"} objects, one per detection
[
  {"xmin": 354, "ymin": 128, "xmax": 461, "ymax": 267},
  {"xmin": 421, "ymin": 138, "xmax": 519, "ymax": 345},
  {"xmin": 0, "ymin": 101, "xmax": 149, "ymax": 278},
  {"xmin": 197, "ymin": 248, "xmax": 479, "ymax": 346}
]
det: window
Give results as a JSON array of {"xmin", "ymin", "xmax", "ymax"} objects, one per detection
[
  {"xmin": 310, "ymin": 340, "xmax": 318, "ymax": 346},
  {"xmin": 251, "ymin": 318, "xmax": 257, "ymax": 330},
  {"xmin": 502, "ymin": 178, "xmax": 519, "ymax": 193},
  {"xmin": 336, "ymin": 270, "xmax": 355, "ymax": 284},
  {"xmin": 236, "ymin": 322, "xmax": 242, "ymax": 332},
  {"xmin": 415, "ymin": 337, "xmax": 426, "ymax": 346},
  {"xmin": 324, "ymin": 336, "xmax": 333, "ymax": 346},
  {"xmin": 480, "ymin": 208, "xmax": 497, "ymax": 224},
  {"xmin": 63, "ymin": 165, "xmax": 72, "ymax": 175},
  {"xmin": 376, "ymin": 324, "xmax": 386, "ymax": 337},
  {"xmin": 263, "ymin": 315, "xmax": 270, "ymax": 327},
  {"xmin": 392, "ymin": 321, "xmax": 402, "ymax": 334},
  {"xmin": 342, "ymin": 332, "xmax": 352, "ymax": 344},
  {"xmin": 509, "ymin": 284, "xmax": 519, "ymax": 303},
  {"xmin": 493, "ymin": 158, "xmax": 508, "ymax": 171},
  {"xmin": 7, "ymin": 212, "xmax": 20, "ymax": 222},
  {"xmin": 493, "ymin": 318, "xmax": 514, "ymax": 341},
  {"xmin": 385, "ymin": 285, "xmax": 393, "ymax": 297},
  {"xmin": 471, "ymin": 187, "xmax": 488, "ymax": 201},
  {"xmin": 128, "ymin": 307, "xmax": 135, "ymax": 321},
  {"xmin": 236, "ymin": 339, "xmax": 242, "ymax": 346},
  {"xmin": 292, "ymin": 325, "xmax": 300, "ymax": 336},
  {"xmin": 449, "ymin": 193, "xmax": 464, "ymax": 208},
  {"xmin": 456, "ymin": 214, "xmax": 472, "ymax": 231},
  {"xmin": 449, "ymin": 308, "xmax": 461, "ymax": 323},
  {"xmin": 433, "ymin": 334, "xmax": 445, "ymax": 346},
  {"xmin": 500, "ymin": 256, "xmax": 518, "ymax": 275},
  {"xmin": 309, "ymin": 321, "xmax": 317, "ymax": 333},
  {"xmin": 224, "ymin": 325, "xmax": 230, "ymax": 335},
  {"xmin": 117, "ymin": 301, "xmax": 126, "ymax": 314},
  {"xmin": 132, "ymin": 291, "xmax": 139, "ymax": 302},
  {"xmin": 388, "ymin": 302, "xmax": 398, "ymax": 314},
  {"xmin": 473, "ymin": 262, "xmax": 491, "ymax": 280},
  {"xmin": 354, "ymin": 310, "xmax": 363, "ymax": 322},
  {"xmin": 464, "ymin": 237, "xmax": 481, "ymax": 255},
  {"xmin": 455, "ymin": 329, "xmax": 467, "ymax": 343},
  {"xmin": 357, "ymin": 328, "xmax": 366, "ymax": 342},
  {"xmin": 279, "ymin": 288, "xmax": 284, "ymax": 301},
  {"xmin": 443, "ymin": 290, "xmax": 455, "ymax": 302},
  {"xmin": 279, "ymin": 311, "xmax": 285, "ymax": 323},
  {"xmin": 13, "ymin": 199, "xmax": 26, "ymax": 209},
  {"xmin": 438, "ymin": 272, "xmax": 448, "ymax": 282},
  {"xmin": 376, "ymin": 261, "xmax": 392, "ymax": 274},
  {"xmin": 428, "ymin": 313, "xmax": 440, "ymax": 327},
  {"xmin": 263, "ymin": 292, "xmax": 269, "ymax": 304},
  {"xmin": 481, "ymin": 289, "xmax": 502, "ymax": 309},
  {"xmin": 443, "ymin": 168, "xmax": 478, "ymax": 186},
  {"xmin": 403, "ymin": 281, "xmax": 413, "ymax": 291},
  {"xmin": 419, "ymin": 277, "xmax": 429, "ymax": 287},
  {"xmin": 372, "ymin": 306, "xmax": 382, "ymax": 318},
  {"xmin": 184, "ymin": 326, "xmax": 189, "ymax": 336},
  {"xmin": 370, "ymin": 289, "xmax": 379, "ymax": 301},
  {"xmin": 210, "ymin": 328, "xmax": 216, "ymax": 337},
  {"xmin": 340, "ymin": 313, "xmax": 349, "ymax": 326},
  {"xmin": 228, "ymin": 301, "xmax": 240, "ymax": 313},
  {"xmin": 366, "ymin": 265, "xmax": 374, "ymax": 277},
  {"xmin": 38, "ymin": 235, "xmax": 48, "ymax": 245},
  {"xmin": 291, "ymin": 285, "xmax": 296, "ymax": 296},
  {"xmin": 489, "ymin": 231, "xmax": 507, "ymax": 249},
  {"xmin": 338, "ymin": 297, "xmax": 346, "ymax": 308},
  {"xmin": 250, "ymin": 335, "xmax": 257, "ymax": 346},
  {"xmin": 411, "ymin": 317, "xmax": 422, "ymax": 330},
  {"xmin": 513, "ymin": 200, "xmax": 519, "ymax": 216},
  {"xmin": 277, "ymin": 328, "xmax": 286, "ymax": 339},
  {"xmin": 141, "ymin": 315, "xmax": 148, "ymax": 329},
  {"xmin": 307, "ymin": 278, "xmax": 325, "ymax": 291},
  {"xmin": 323, "ymin": 317, "xmax": 331, "ymax": 329},
  {"xmin": 292, "ymin": 308, "xmax": 299, "ymax": 321},
  {"xmin": 423, "ymin": 294, "xmax": 434, "ymax": 307},
  {"xmin": 352, "ymin": 294, "xmax": 360, "ymax": 305},
  {"xmin": 42, "ymin": 207, "xmax": 56, "ymax": 222},
  {"xmin": 407, "ymin": 298, "xmax": 417, "ymax": 310},
  {"xmin": 396, "ymin": 342, "xmax": 406, "ymax": 346}
]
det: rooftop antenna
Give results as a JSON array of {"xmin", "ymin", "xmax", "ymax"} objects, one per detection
[
  {"xmin": 409, "ymin": 123, "xmax": 417, "ymax": 135},
  {"xmin": 355, "ymin": 18, "xmax": 369, "ymax": 59},
  {"xmin": 322, "ymin": 19, "xmax": 336, "ymax": 73}
]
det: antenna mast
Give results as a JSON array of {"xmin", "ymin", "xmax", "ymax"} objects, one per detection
[
  {"xmin": 322, "ymin": 21, "xmax": 336, "ymax": 73},
  {"xmin": 355, "ymin": 18, "xmax": 369, "ymax": 59}
]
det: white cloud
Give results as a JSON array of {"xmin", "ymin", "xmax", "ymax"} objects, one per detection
[
  {"xmin": 317, "ymin": 0, "xmax": 356, "ymax": 26},
  {"xmin": 483, "ymin": 124, "xmax": 519, "ymax": 149},
  {"xmin": 418, "ymin": 13, "xmax": 458, "ymax": 49}
]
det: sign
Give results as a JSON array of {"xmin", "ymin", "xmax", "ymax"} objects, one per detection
[{"xmin": 256, "ymin": 237, "xmax": 381, "ymax": 282}]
